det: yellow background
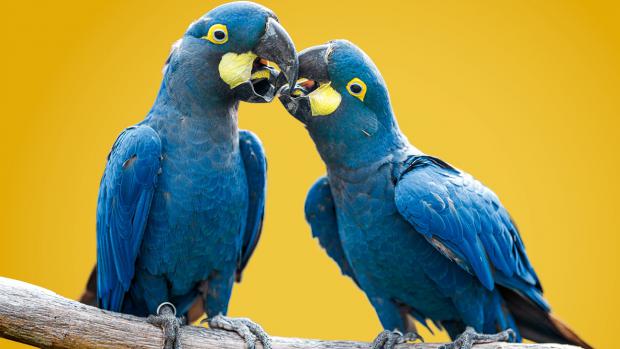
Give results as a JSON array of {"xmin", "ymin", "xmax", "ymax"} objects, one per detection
[{"xmin": 0, "ymin": 1, "xmax": 618, "ymax": 348}]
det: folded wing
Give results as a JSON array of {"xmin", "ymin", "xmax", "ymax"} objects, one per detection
[
  {"xmin": 394, "ymin": 156, "xmax": 546, "ymax": 310},
  {"xmin": 305, "ymin": 177, "xmax": 358, "ymax": 284},
  {"xmin": 97, "ymin": 125, "xmax": 162, "ymax": 311},
  {"xmin": 236, "ymin": 130, "xmax": 267, "ymax": 281}
]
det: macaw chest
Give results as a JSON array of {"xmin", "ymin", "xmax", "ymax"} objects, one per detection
[
  {"xmin": 329, "ymin": 173, "xmax": 461, "ymax": 312},
  {"xmin": 330, "ymin": 174, "xmax": 421, "ymax": 278},
  {"xmin": 140, "ymin": 146, "xmax": 248, "ymax": 277},
  {"xmin": 160, "ymin": 146, "xmax": 247, "ymax": 223}
]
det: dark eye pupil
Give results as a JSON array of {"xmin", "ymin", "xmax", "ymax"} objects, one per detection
[
  {"xmin": 214, "ymin": 30, "xmax": 226, "ymax": 40},
  {"xmin": 350, "ymin": 84, "xmax": 362, "ymax": 94}
]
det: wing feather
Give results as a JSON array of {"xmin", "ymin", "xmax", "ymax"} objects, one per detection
[
  {"xmin": 236, "ymin": 130, "xmax": 267, "ymax": 281},
  {"xmin": 96, "ymin": 125, "xmax": 162, "ymax": 311},
  {"xmin": 394, "ymin": 156, "xmax": 546, "ymax": 310},
  {"xmin": 306, "ymin": 177, "xmax": 358, "ymax": 284}
]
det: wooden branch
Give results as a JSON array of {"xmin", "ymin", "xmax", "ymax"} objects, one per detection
[{"xmin": 0, "ymin": 277, "xmax": 580, "ymax": 349}]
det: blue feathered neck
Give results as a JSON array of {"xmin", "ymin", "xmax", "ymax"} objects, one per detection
[
  {"xmin": 143, "ymin": 41, "xmax": 240, "ymax": 146},
  {"xmin": 309, "ymin": 108, "xmax": 409, "ymax": 175}
]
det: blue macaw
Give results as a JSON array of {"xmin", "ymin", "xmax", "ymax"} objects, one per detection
[
  {"xmin": 279, "ymin": 40, "xmax": 590, "ymax": 349},
  {"xmin": 91, "ymin": 2, "xmax": 297, "ymax": 348}
]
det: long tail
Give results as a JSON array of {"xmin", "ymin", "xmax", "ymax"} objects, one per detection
[
  {"xmin": 79, "ymin": 265, "xmax": 98, "ymax": 306},
  {"xmin": 499, "ymin": 286, "xmax": 592, "ymax": 348}
]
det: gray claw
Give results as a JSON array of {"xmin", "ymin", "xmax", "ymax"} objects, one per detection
[
  {"xmin": 204, "ymin": 314, "xmax": 272, "ymax": 349},
  {"xmin": 372, "ymin": 330, "xmax": 423, "ymax": 349},
  {"xmin": 439, "ymin": 327, "xmax": 515, "ymax": 349},
  {"xmin": 147, "ymin": 302, "xmax": 183, "ymax": 349},
  {"xmin": 401, "ymin": 332, "xmax": 424, "ymax": 343}
]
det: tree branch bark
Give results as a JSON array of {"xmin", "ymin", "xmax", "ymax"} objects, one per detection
[{"xmin": 0, "ymin": 277, "xmax": 580, "ymax": 349}]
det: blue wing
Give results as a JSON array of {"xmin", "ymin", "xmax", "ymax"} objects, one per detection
[
  {"xmin": 236, "ymin": 130, "xmax": 267, "ymax": 281},
  {"xmin": 394, "ymin": 156, "xmax": 547, "ymax": 310},
  {"xmin": 305, "ymin": 177, "xmax": 358, "ymax": 284},
  {"xmin": 96, "ymin": 125, "xmax": 162, "ymax": 311}
]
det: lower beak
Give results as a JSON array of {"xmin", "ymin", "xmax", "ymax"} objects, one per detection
[{"xmin": 279, "ymin": 87, "xmax": 310, "ymax": 124}]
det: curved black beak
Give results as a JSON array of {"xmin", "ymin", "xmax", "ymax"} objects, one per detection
[
  {"xmin": 296, "ymin": 43, "xmax": 331, "ymax": 83},
  {"xmin": 255, "ymin": 17, "xmax": 298, "ymax": 92},
  {"xmin": 233, "ymin": 17, "xmax": 298, "ymax": 103},
  {"xmin": 279, "ymin": 43, "xmax": 332, "ymax": 123}
]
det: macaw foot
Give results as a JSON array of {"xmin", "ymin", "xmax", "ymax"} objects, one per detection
[
  {"xmin": 203, "ymin": 314, "xmax": 272, "ymax": 349},
  {"xmin": 147, "ymin": 302, "xmax": 184, "ymax": 349},
  {"xmin": 372, "ymin": 330, "xmax": 423, "ymax": 349},
  {"xmin": 439, "ymin": 327, "xmax": 515, "ymax": 349}
]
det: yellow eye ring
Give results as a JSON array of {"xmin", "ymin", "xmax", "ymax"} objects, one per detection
[
  {"xmin": 203, "ymin": 24, "xmax": 228, "ymax": 44},
  {"xmin": 346, "ymin": 78, "xmax": 367, "ymax": 101}
]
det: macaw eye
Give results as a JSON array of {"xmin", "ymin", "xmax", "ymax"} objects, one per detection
[
  {"xmin": 203, "ymin": 24, "xmax": 228, "ymax": 44},
  {"xmin": 346, "ymin": 78, "xmax": 367, "ymax": 101}
]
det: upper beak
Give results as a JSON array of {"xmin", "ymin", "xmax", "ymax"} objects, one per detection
[
  {"xmin": 296, "ymin": 43, "xmax": 331, "ymax": 83},
  {"xmin": 255, "ymin": 17, "xmax": 298, "ymax": 90}
]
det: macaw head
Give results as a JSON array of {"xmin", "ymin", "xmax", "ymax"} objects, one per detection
[
  {"xmin": 280, "ymin": 40, "xmax": 403, "ymax": 168},
  {"xmin": 164, "ymin": 1, "xmax": 297, "ymax": 103}
]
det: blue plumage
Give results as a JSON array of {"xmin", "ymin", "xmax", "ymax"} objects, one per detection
[
  {"xmin": 95, "ymin": 2, "xmax": 297, "ymax": 331},
  {"xmin": 306, "ymin": 177, "xmax": 357, "ymax": 284},
  {"xmin": 395, "ymin": 156, "xmax": 546, "ymax": 308},
  {"xmin": 281, "ymin": 40, "xmax": 589, "ymax": 348},
  {"xmin": 97, "ymin": 125, "xmax": 162, "ymax": 311},
  {"xmin": 237, "ymin": 130, "xmax": 267, "ymax": 281}
]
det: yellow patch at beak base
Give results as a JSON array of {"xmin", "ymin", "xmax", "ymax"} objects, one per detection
[
  {"xmin": 218, "ymin": 52, "xmax": 257, "ymax": 89},
  {"xmin": 309, "ymin": 83, "xmax": 341, "ymax": 117}
]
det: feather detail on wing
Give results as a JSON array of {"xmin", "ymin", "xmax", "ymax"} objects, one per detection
[
  {"xmin": 236, "ymin": 130, "xmax": 267, "ymax": 281},
  {"xmin": 96, "ymin": 125, "xmax": 162, "ymax": 311},
  {"xmin": 394, "ymin": 156, "xmax": 546, "ymax": 310},
  {"xmin": 306, "ymin": 177, "xmax": 358, "ymax": 285}
]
